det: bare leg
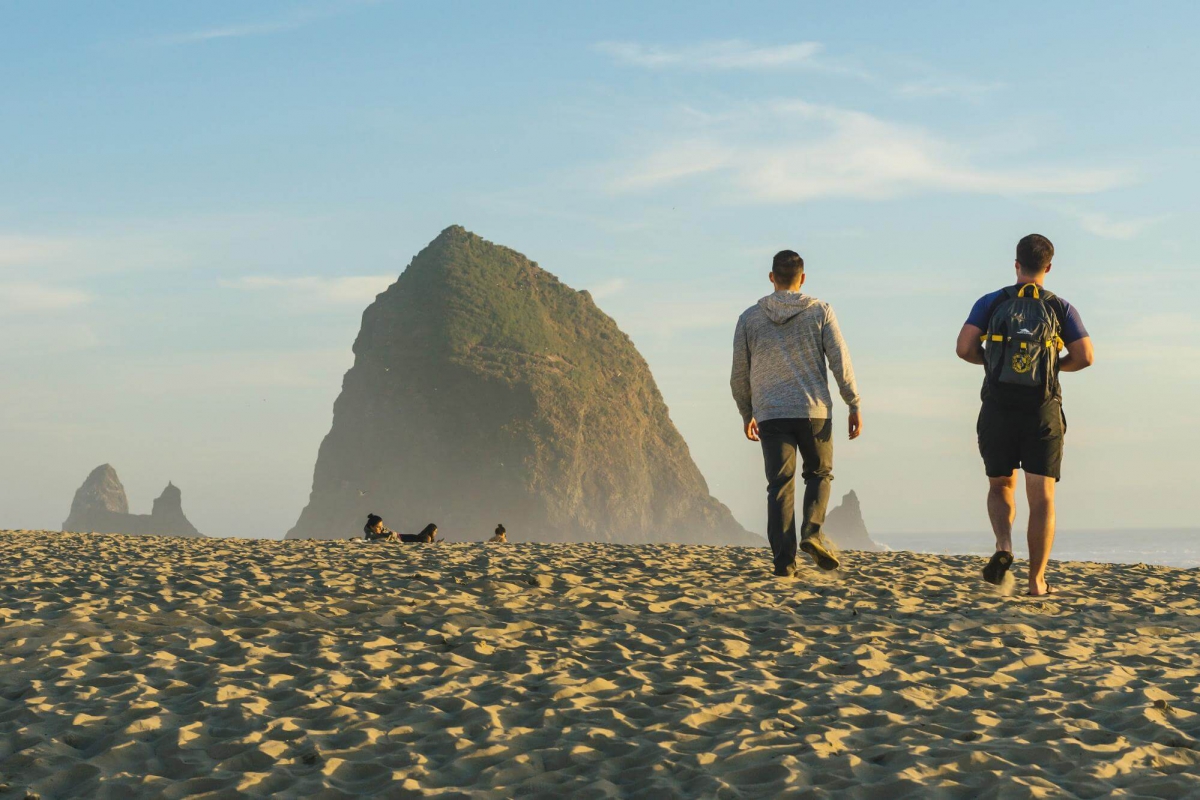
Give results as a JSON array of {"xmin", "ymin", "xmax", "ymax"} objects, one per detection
[
  {"xmin": 1025, "ymin": 473, "xmax": 1056, "ymax": 595},
  {"xmin": 987, "ymin": 474, "xmax": 1017, "ymax": 554}
]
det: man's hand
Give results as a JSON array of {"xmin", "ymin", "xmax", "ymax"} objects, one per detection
[
  {"xmin": 848, "ymin": 411, "xmax": 862, "ymax": 440},
  {"xmin": 1058, "ymin": 336, "xmax": 1094, "ymax": 372},
  {"xmin": 744, "ymin": 418, "xmax": 760, "ymax": 442}
]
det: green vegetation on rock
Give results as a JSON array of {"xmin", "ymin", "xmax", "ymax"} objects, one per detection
[{"xmin": 288, "ymin": 226, "xmax": 759, "ymax": 545}]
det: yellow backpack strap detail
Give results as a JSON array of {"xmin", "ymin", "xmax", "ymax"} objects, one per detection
[{"xmin": 1017, "ymin": 284, "xmax": 1040, "ymax": 299}]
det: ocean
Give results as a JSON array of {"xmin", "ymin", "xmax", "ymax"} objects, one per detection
[{"xmin": 877, "ymin": 528, "xmax": 1200, "ymax": 569}]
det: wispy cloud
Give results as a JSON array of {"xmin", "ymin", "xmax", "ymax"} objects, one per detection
[
  {"xmin": 0, "ymin": 320, "xmax": 99, "ymax": 353},
  {"xmin": 626, "ymin": 302, "xmax": 738, "ymax": 336},
  {"xmin": 148, "ymin": 0, "xmax": 379, "ymax": 46},
  {"xmin": 595, "ymin": 40, "xmax": 866, "ymax": 76},
  {"xmin": 0, "ymin": 236, "xmax": 76, "ymax": 268},
  {"xmin": 587, "ymin": 278, "xmax": 627, "ymax": 300},
  {"xmin": 1057, "ymin": 207, "xmax": 1168, "ymax": 240},
  {"xmin": 111, "ymin": 348, "xmax": 356, "ymax": 392},
  {"xmin": 599, "ymin": 39, "xmax": 1017, "ymax": 105},
  {"xmin": 896, "ymin": 77, "xmax": 1005, "ymax": 100},
  {"xmin": 610, "ymin": 141, "xmax": 732, "ymax": 193},
  {"xmin": 0, "ymin": 283, "xmax": 91, "ymax": 313},
  {"xmin": 157, "ymin": 19, "xmax": 305, "ymax": 45},
  {"xmin": 1105, "ymin": 312, "xmax": 1200, "ymax": 378},
  {"xmin": 608, "ymin": 100, "xmax": 1126, "ymax": 203},
  {"xmin": 219, "ymin": 275, "xmax": 394, "ymax": 304}
]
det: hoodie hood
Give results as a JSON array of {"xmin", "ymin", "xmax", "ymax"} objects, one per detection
[{"xmin": 758, "ymin": 291, "xmax": 820, "ymax": 324}]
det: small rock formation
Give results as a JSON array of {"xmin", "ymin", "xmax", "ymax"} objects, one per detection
[
  {"xmin": 287, "ymin": 225, "xmax": 760, "ymax": 545},
  {"xmin": 823, "ymin": 490, "xmax": 882, "ymax": 551},
  {"xmin": 62, "ymin": 464, "xmax": 204, "ymax": 537},
  {"xmin": 65, "ymin": 463, "xmax": 128, "ymax": 518}
]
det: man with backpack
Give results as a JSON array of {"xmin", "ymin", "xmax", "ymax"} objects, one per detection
[
  {"xmin": 955, "ymin": 234, "xmax": 1094, "ymax": 596},
  {"xmin": 732, "ymin": 250, "xmax": 862, "ymax": 578}
]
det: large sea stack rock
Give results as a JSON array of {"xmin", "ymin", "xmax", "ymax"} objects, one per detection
[
  {"xmin": 62, "ymin": 465, "xmax": 204, "ymax": 537},
  {"xmin": 823, "ymin": 490, "xmax": 882, "ymax": 551},
  {"xmin": 288, "ymin": 226, "xmax": 759, "ymax": 545}
]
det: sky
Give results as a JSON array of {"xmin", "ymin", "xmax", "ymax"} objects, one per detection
[{"xmin": 2, "ymin": 1, "xmax": 1198, "ymax": 541}]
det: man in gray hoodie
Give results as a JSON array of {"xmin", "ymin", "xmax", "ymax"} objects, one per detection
[{"xmin": 731, "ymin": 250, "xmax": 862, "ymax": 577}]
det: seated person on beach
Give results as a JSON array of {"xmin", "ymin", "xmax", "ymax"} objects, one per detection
[
  {"xmin": 364, "ymin": 515, "xmax": 439, "ymax": 543},
  {"xmin": 488, "ymin": 524, "xmax": 507, "ymax": 543}
]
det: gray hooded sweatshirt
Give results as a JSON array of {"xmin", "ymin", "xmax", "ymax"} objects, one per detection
[{"xmin": 731, "ymin": 291, "xmax": 860, "ymax": 424}]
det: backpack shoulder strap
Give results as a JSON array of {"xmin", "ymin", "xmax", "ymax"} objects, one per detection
[
  {"xmin": 1034, "ymin": 287, "xmax": 1065, "ymax": 323},
  {"xmin": 1043, "ymin": 292, "xmax": 1067, "ymax": 347},
  {"xmin": 983, "ymin": 287, "xmax": 1015, "ymax": 327}
]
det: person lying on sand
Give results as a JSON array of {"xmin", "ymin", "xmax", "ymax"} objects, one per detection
[
  {"xmin": 731, "ymin": 249, "xmax": 861, "ymax": 578},
  {"xmin": 405, "ymin": 523, "xmax": 439, "ymax": 543},
  {"xmin": 955, "ymin": 234, "xmax": 1094, "ymax": 596},
  {"xmin": 488, "ymin": 524, "xmax": 507, "ymax": 543},
  {"xmin": 364, "ymin": 513, "xmax": 396, "ymax": 541},
  {"xmin": 364, "ymin": 515, "xmax": 440, "ymax": 543}
]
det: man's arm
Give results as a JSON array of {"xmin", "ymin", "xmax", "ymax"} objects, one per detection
[
  {"xmin": 1058, "ymin": 336, "xmax": 1094, "ymax": 372},
  {"xmin": 822, "ymin": 307, "xmax": 862, "ymax": 439},
  {"xmin": 956, "ymin": 324, "xmax": 986, "ymax": 365},
  {"xmin": 1056, "ymin": 302, "xmax": 1093, "ymax": 372},
  {"xmin": 730, "ymin": 316, "xmax": 757, "ymax": 440}
]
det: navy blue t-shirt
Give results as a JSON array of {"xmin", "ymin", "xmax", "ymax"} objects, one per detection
[{"xmin": 965, "ymin": 287, "xmax": 1089, "ymax": 344}]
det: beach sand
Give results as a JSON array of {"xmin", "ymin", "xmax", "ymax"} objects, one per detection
[{"xmin": 2, "ymin": 529, "xmax": 1199, "ymax": 799}]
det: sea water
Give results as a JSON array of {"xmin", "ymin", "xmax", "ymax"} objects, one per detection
[{"xmin": 878, "ymin": 528, "xmax": 1200, "ymax": 569}]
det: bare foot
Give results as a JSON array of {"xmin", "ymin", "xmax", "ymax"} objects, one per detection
[{"xmin": 1027, "ymin": 577, "xmax": 1054, "ymax": 597}]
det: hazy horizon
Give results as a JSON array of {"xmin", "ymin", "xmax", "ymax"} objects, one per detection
[{"xmin": 3, "ymin": 2, "xmax": 1198, "ymax": 541}]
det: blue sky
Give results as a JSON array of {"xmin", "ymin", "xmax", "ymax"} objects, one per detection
[{"xmin": 2, "ymin": 1, "xmax": 1198, "ymax": 539}]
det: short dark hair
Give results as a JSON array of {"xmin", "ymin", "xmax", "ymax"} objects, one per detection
[
  {"xmin": 1016, "ymin": 234, "xmax": 1054, "ymax": 276},
  {"xmin": 772, "ymin": 250, "xmax": 804, "ymax": 284}
]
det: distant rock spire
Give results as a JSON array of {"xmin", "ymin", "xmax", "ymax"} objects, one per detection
[
  {"xmin": 62, "ymin": 465, "xmax": 204, "ymax": 537},
  {"xmin": 150, "ymin": 481, "xmax": 201, "ymax": 536},
  {"xmin": 823, "ymin": 490, "xmax": 882, "ymax": 551}
]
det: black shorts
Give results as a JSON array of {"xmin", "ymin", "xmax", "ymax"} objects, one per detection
[{"xmin": 977, "ymin": 400, "xmax": 1066, "ymax": 481}]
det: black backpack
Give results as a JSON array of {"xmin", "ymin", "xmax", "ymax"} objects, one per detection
[{"xmin": 982, "ymin": 284, "xmax": 1066, "ymax": 407}]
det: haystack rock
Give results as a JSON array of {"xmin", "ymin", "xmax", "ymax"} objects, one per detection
[
  {"xmin": 62, "ymin": 464, "xmax": 203, "ymax": 537},
  {"xmin": 823, "ymin": 490, "xmax": 882, "ymax": 551},
  {"xmin": 288, "ymin": 225, "xmax": 760, "ymax": 545}
]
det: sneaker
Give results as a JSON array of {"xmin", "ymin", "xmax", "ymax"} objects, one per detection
[
  {"xmin": 773, "ymin": 560, "xmax": 798, "ymax": 578},
  {"xmin": 799, "ymin": 534, "xmax": 840, "ymax": 572}
]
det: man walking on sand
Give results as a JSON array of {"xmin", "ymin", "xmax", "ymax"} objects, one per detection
[
  {"xmin": 956, "ymin": 234, "xmax": 1094, "ymax": 596},
  {"xmin": 731, "ymin": 250, "xmax": 862, "ymax": 578}
]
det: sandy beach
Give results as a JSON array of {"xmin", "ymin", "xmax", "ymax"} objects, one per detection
[{"xmin": 2, "ymin": 530, "xmax": 1199, "ymax": 799}]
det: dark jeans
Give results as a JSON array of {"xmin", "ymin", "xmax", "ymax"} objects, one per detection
[{"xmin": 758, "ymin": 418, "xmax": 834, "ymax": 570}]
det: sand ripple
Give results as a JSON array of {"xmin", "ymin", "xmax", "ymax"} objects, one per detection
[{"xmin": 2, "ymin": 530, "xmax": 1200, "ymax": 798}]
